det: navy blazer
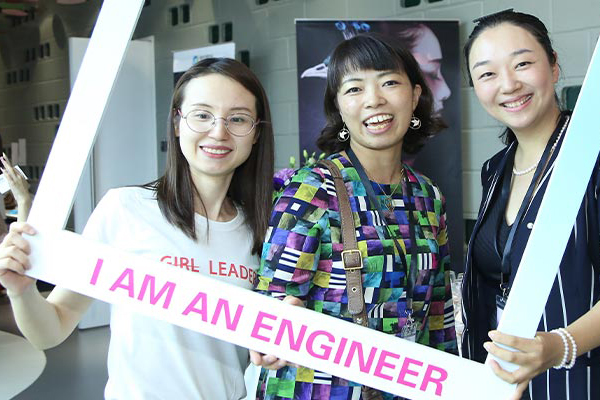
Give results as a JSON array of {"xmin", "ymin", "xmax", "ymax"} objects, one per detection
[{"xmin": 462, "ymin": 113, "xmax": 600, "ymax": 399}]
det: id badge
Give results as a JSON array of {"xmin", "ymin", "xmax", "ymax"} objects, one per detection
[
  {"xmin": 401, "ymin": 312, "xmax": 417, "ymax": 342},
  {"xmin": 495, "ymin": 294, "xmax": 507, "ymax": 328},
  {"xmin": 401, "ymin": 323, "xmax": 417, "ymax": 342}
]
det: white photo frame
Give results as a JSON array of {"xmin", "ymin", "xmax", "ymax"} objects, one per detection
[{"xmin": 24, "ymin": 1, "xmax": 600, "ymax": 398}]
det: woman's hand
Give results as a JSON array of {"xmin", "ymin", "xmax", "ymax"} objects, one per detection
[
  {"xmin": 249, "ymin": 295, "xmax": 305, "ymax": 370},
  {"xmin": 0, "ymin": 222, "xmax": 37, "ymax": 297},
  {"xmin": 484, "ymin": 330, "xmax": 564, "ymax": 400},
  {"xmin": 1, "ymin": 154, "xmax": 32, "ymax": 220}
]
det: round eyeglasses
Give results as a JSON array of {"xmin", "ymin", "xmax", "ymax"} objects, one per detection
[{"xmin": 178, "ymin": 109, "xmax": 259, "ymax": 137}]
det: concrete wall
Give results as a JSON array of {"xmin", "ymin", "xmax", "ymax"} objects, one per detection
[{"xmin": 0, "ymin": 0, "xmax": 598, "ymax": 219}]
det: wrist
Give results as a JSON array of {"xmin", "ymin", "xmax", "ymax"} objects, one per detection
[
  {"xmin": 550, "ymin": 328, "xmax": 577, "ymax": 369},
  {"xmin": 7, "ymin": 279, "xmax": 37, "ymax": 300}
]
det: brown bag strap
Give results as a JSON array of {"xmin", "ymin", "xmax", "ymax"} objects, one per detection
[
  {"xmin": 319, "ymin": 160, "xmax": 383, "ymax": 400},
  {"xmin": 320, "ymin": 160, "xmax": 367, "ymax": 325}
]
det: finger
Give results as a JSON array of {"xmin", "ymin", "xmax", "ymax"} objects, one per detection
[
  {"xmin": 484, "ymin": 341, "xmax": 525, "ymax": 365},
  {"xmin": 267, "ymin": 358, "xmax": 289, "ymax": 370},
  {"xmin": 1, "ymin": 159, "xmax": 17, "ymax": 180},
  {"xmin": 510, "ymin": 381, "xmax": 529, "ymax": 400},
  {"xmin": 2, "ymin": 230, "xmax": 33, "ymax": 252},
  {"xmin": 1, "ymin": 152, "xmax": 10, "ymax": 165},
  {"xmin": 283, "ymin": 295, "xmax": 305, "ymax": 307},
  {"xmin": 489, "ymin": 330, "xmax": 535, "ymax": 351},
  {"xmin": 0, "ymin": 257, "xmax": 29, "ymax": 276},
  {"xmin": 249, "ymin": 350, "xmax": 264, "ymax": 366},
  {"xmin": 487, "ymin": 358, "xmax": 519, "ymax": 384},
  {"xmin": 8, "ymin": 222, "xmax": 37, "ymax": 236},
  {"xmin": 0, "ymin": 245, "xmax": 31, "ymax": 269},
  {"xmin": 261, "ymin": 354, "xmax": 289, "ymax": 370}
]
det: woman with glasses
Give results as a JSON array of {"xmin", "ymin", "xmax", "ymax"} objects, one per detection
[
  {"xmin": 0, "ymin": 58, "xmax": 274, "ymax": 399},
  {"xmin": 251, "ymin": 34, "xmax": 456, "ymax": 399}
]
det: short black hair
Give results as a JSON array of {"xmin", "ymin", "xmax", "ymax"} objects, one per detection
[{"xmin": 317, "ymin": 33, "xmax": 446, "ymax": 155}]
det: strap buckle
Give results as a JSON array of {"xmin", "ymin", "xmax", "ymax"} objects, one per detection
[{"xmin": 341, "ymin": 249, "xmax": 362, "ymax": 271}]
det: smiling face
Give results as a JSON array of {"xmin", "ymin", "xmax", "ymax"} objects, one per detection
[
  {"xmin": 176, "ymin": 73, "xmax": 257, "ymax": 183},
  {"xmin": 468, "ymin": 23, "xmax": 560, "ymax": 136},
  {"xmin": 410, "ymin": 25, "xmax": 451, "ymax": 114},
  {"xmin": 336, "ymin": 68, "xmax": 421, "ymax": 155}
]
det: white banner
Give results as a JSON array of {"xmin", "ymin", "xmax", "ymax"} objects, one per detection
[
  {"xmin": 27, "ymin": 228, "xmax": 511, "ymax": 399},
  {"xmin": 22, "ymin": 0, "xmax": 600, "ymax": 398}
]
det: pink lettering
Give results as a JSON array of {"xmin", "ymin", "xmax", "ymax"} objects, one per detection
[
  {"xmin": 374, "ymin": 350, "xmax": 400, "ymax": 381},
  {"xmin": 306, "ymin": 330, "xmax": 334, "ymax": 360},
  {"xmin": 182, "ymin": 292, "xmax": 208, "ymax": 321},
  {"xmin": 109, "ymin": 268, "xmax": 135, "ymax": 298},
  {"xmin": 419, "ymin": 365, "xmax": 448, "ymax": 396},
  {"xmin": 210, "ymin": 298, "xmax": 244, "ymax": 330},
  {"xmin": 89, "ymin": 258, "xmax": 103, "ymax": 286},
  {"xmin": 229, "ymin": 263, "xmax": 239, "ymax": 278},
  {"xmin": 137, "ymin": 275, "xmax": 176, "ymax": 309},
  {"xmin": 219, "ymin": 261, "xmax": 226, "ymax": 275},
  {"xmin": 191, "ymin": 258, "xmax": 199, "ymax": 273},
  {"xmin": 274, "ymin": 319, "xmax": 307, "ymax": 351},
  {"xmin": 333, "ymin": 337, "xmax": 348, "ymax": 364},
  {"xmin": 209, "ymin": 260, "xmax": 217, "ymax": 275},
  {"xmin": 397, "ymin": 357, "xmax": 423, "ymax": 388},
  {"xmin": 344, "ymin": 341, "xmax": 377, "ymax": 373},
  {"xmin": 180, "ymin": 257, "xmax": 190, "ymax": 271},
  {"xmin": 251, "ymin": 311, "xmax": 277, "ymax": 342},
  {"xmin": 160, "ymin": 255, "xmax": 172, "ymax": 264},
  {"xmin": 240, "ymin": 265, "xmax": 248, "ymax": 280}
]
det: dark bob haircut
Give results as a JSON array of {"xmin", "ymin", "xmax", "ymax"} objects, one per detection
[
  {"xmin": 317, "ymin": 33, "xmax": 446, "ymax": 155},
  {"xmin": 147, "ymin": 58, "xmax": 274, "ymax": 255},
  {"xmin": 463, "ymin": 9, "xmax": 559, "ymax": 144}
]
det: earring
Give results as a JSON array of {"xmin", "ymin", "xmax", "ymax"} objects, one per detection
[
  {"xmin": 409, "ymin": 115, "xmax": 421, "ymax": 130},
  {"xmin": 338, "ymin": 124, "xmax": 350, "ymax": 142}
]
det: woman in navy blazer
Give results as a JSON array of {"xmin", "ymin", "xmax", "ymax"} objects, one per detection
[{"xmin": 462, "ymin": 9, "xmax": 600, "ymax": 400}]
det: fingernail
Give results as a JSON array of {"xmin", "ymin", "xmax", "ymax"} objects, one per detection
[
  {"xmin": 488, "ymin": 331, "xmax": 497, "ymax": 340},
  {"xmin": 483, "ymin": 342, "xmax": 491, "ymax": 351}
]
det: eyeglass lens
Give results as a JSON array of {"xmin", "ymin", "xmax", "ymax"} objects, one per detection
[{"xmin": 184, "ymin": 110, "xmax": 255, "ymax": 136}]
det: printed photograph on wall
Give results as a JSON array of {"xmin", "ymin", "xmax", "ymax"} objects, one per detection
[{"xmin": 296, "ymin": 20, "xmax": 463, "ymax": 270}]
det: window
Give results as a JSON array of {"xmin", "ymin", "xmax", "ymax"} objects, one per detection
[
  {"xmin": 239, "ymin": 50, "xmax": 250, "ymax": 67},
  {"xmin": 209, "ymin": 24, "xmax": 219, "ymax": 44},
  {"xmin": 222, "ymin": 22, "xmax": 232, "ymax": 42},
  {"xmin": 170, "ymin": 7, "xmax": 178, "ymax": 26},
  {"xmin": 400, "ymin": 0, "xmax": 420, "ymax": 7},
  {"xmin": 180, "ymin": 4, "xmax": 190, "ymax": 23}
]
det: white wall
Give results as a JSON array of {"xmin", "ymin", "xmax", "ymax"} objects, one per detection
[{"xmin": 132, "ymin": 0, "xmax": 599, "ymax": 219}]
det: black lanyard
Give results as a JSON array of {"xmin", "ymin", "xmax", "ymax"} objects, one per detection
[
  {"xmin": 346, "ymin": 148, "xmax": 418, "ymax": 312},
  {"xmin": 496, "ymin": 115, "xmax": 569, "ymax": 296}
]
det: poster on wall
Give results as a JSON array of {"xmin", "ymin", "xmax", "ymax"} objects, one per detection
[
  {"xmin": 295, "ymin": 19, "xmax": 463, "ymax": 271},
  {"xmin": 172, "ymin": 42, "xmax": 235, "ymax": 85}
]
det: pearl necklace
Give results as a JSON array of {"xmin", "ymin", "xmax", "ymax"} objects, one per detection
[{"xmin": 512, "ymin": 116, "xmax": 570, "ymax": 176}]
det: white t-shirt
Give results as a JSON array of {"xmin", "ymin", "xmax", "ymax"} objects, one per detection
[{"xmin": 83, "ymin": 187, "xmax": 258, "ymax": 400}]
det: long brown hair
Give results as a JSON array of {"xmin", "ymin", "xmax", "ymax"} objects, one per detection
[{"xmin": 147, "ymin": 58, "xmax": 274, "ymax": 255}]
